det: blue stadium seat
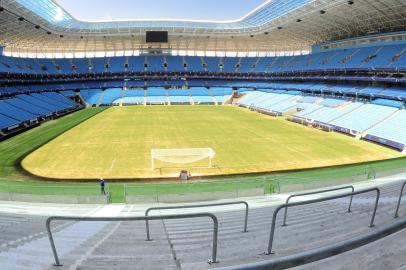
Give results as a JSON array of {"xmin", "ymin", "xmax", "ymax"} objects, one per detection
[
  {"xmin": 0, "ymin": 113, "xmax": 20, "ymax": 130},
  {"xmin": 127, "ymin": 56, "xmax": 146, "ymax": 72},
  {"xmin": 0, "ymin": 100, "xmax": 35, "ymax": 122},
  {"xmin": 166, "ymin": 56, "xmax": 185, "ymax": 72},
  {"xmin": 184, "ymin": 56, "xmax": 204, "ymax": 72},
  {"xmin": 146, "ymin": 56, "xmax": 165, "ymax": 72},
  {"xmin": 80, "ymin": 89, "xmax": 102, "ymax": 106},
  {"xmin": 100, "ymin": 88, "xmax": 123, "ymax": 105},
  {"xmin": 371, "ymin": 99, "xmax": 404, "ymax": 108}
]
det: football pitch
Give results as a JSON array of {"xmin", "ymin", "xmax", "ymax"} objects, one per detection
[{"xmin": 22, "ymin": 105, "xmax": 401, "ymax": 180}]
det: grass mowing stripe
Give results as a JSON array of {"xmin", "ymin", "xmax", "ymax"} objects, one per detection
[
  {"xmin": 21, "ymin": 106, "xmax": 401, "ymax": 179},
  {"xmin": 0, "ymin": 108, "xmax": 107, "ymax": 189},
  {"xmin": 0, "ymin": 106, "xmax": 405, "ymax": 204}
]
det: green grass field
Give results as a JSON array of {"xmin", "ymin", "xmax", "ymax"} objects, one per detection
[
  {"xmin": 0, "ymin": 106, "xmax": 405, "ymax": 203},
  {"xmin": 22, "ymin": 106, "xmax": 401, "ymax": 180}
]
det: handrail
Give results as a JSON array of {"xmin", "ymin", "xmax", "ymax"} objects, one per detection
[
  {"xmin": 283, "ymin": 186, "xmax": 354, "ymax": 226},
  {"xmin": 266, "ymin": 188, "xmax": 380, "ymax": 255},
  {"xmin": 394, "ymin": 180, "xmax": 406, "ymax": 218},
  {"xmin": 46, "ymin": 213, "xmax": 219, "ymax": 266},
  {"xmin": 105, "ymin": 185, "xmax": 111, "ymax": 204},
  {"xmin": 216, "ymin": 217, "xmax": 406, "ymax": 270},
  {"xmin": 145, "ymin": 201, "xmax": 249, "ymax": 241}
]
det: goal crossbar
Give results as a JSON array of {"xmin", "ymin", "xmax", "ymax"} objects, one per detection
[{"xmin": 151, "ymin": 148, "xmax": 216, "ymax": 170}]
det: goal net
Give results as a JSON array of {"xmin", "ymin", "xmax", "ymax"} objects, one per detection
[{"xmin": 151, "ymin": 148, "xmax": 216, "ymax": 170}]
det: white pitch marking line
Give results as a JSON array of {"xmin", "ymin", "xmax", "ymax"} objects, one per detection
[{"xmin": 109, "ymin": 159, "xmax": 116, "ymax": 171}]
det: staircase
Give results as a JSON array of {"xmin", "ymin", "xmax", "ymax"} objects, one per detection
[
  {"xmin": 0, "ymin": 180, "xmax": 405, "ymax": 269},
  {"xmin": 388, "ymin": 47, "xmax": 406, "ymax": 67},
  {"xmin": 119, "ymin": 88, "xmax": 126, "ymax": 107},
  {"xmin": 96, "ymin": 91, "xmax": 105, "ymax": 107}
]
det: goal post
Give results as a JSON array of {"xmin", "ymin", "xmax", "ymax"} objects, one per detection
[{"xmin": 151, "ymin": 148, "xmax": 216, "ymax": 170}]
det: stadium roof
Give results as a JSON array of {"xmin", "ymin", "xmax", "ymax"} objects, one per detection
[
  {"xmin": 0, "ymin": 0, "xmax": 405, "ymax": 54},
  {"xmin": 54, "ymin": 0, "xmax": 266, "ymax": 22}
]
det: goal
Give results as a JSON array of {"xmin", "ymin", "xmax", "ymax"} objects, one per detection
[{"xmin": 151, "ymin": 148, "xmax": 216, "ymax": 170}]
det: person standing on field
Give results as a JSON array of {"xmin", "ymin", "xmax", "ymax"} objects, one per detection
[{"xmin": 100, "ymin": 178, "xmax": 106, "ymax": 195}]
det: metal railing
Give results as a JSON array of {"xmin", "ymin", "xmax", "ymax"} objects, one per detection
[
  {"xmin": 46, "ymin": 213, "xmax": 219, "ymax": 266},
  {"xmin": 216, "ymin": 217, "xmax": 406, "ymax": 270},
  {"xmin": 266, "ymin": 187, "xmax": 380, "ymax": 255},
  {"xmin": 105, "ymin": 185, "xmax": 111, "ymax": 204},
  {"xmin": 145, "ymin": 201, "xmax": 249, "ymax": 241},
  {"xmin": 282, "ymin": 186, "xmax": 354, "ymax": 226},
  {"xmin": 394, "ymin": 180, "xmax": 406, "ymax": 218},
  {"xmin": 123, "ymin": 178, "xmax": 268, "ymax": 203}
]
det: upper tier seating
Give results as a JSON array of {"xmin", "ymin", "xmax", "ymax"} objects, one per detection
[
  {"xmin": 1, "ymin": 43, "xmax": 405, "ymax": 75},
  {"xmin": 166, "ymin": 56, "xmax": 185, "ymax": 72},
  {"xmin": 147, "ymin": 56, "xmax": 165, "ymax": 72},
  {"xmin": 184, "ymin": 56, "xmax": 204, "ymax": 72},
  {"xmin": 127, "ymin": 57, "xmax": 145, "ymax": 72}
]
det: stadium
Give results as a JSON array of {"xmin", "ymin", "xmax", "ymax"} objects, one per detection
[{"xmin": 0, "ymin": 0, "xmax": 406, "ymax": 269}]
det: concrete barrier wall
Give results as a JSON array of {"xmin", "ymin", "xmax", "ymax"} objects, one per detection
[
  {"xmin": 279, "ymin": 175, "xmax": 369, "ymax": 194},
  {"xmin": 0, "ymin": 193, "xmax": 107, "ymax": 204},
  {"xmin": 375, "ymin": 167, "xmax": 406, "ymax": 179},
  {"xmin": 126, "ymin": 187, "xmax": 264, "ymax": 204},
  {"xmin": 278, "ymin": 166, "xmax": 406, "ymax": 194}
]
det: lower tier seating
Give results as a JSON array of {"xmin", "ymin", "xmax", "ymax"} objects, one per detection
[
  {"xmin": 0, "ymin": 92, "xmax": 78, "ymax": 132},
  {"xmin": 238, "ymin": 90, "xmax": 406, "ymax": 151}
]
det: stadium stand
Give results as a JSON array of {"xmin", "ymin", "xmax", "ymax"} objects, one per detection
[
  {"xmin": 80, "ymin": 89, "xmax": 103, "ymax": 106},
  {"xmin": 0, "ymin": 179, "xmax": 404, "ymax": 269},
  {"xmin": 329, "ymin": 104, "xmax": 399, "ymax": 134},
  {"xmin": 0, "ymin": 91, "xmax": 79, "ymax": 135},
  {"xmin": 167, "ymin": 90, "xmax": 191, "ymax": 105},
  {"xmin": 146, "ymin": 88, "xmax": 168, "ymax": 104},
  {"xmin": 119, "ymin": 89, "xmax": 145, "ymax": 105},
  {"xmin": 100, "ymin": 88, "xmax": 123, "ymax": 105},
  {"xmin": 235, "ymin": 87, "xmax": 406, "ymax": 151},
  {"xmin": 365, "ymin": 110, "xmax": 406, "ymax": 150},
  {"xmin": 0, "ymin": 114, "xmax": 19, "ymax": 131},
  {"xmin": 1, "ymin": 43, "xmax": 406, "ymax": 76}
]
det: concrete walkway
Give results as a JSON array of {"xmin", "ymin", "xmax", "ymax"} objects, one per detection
[{"xmin": 0, "ymin": 173, "xmax": 404, "ymax": 269}]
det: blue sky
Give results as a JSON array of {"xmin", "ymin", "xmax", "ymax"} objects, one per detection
[{"xmin": 55, "ymin": 0, "xmax": 266, "ymax": 21}]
